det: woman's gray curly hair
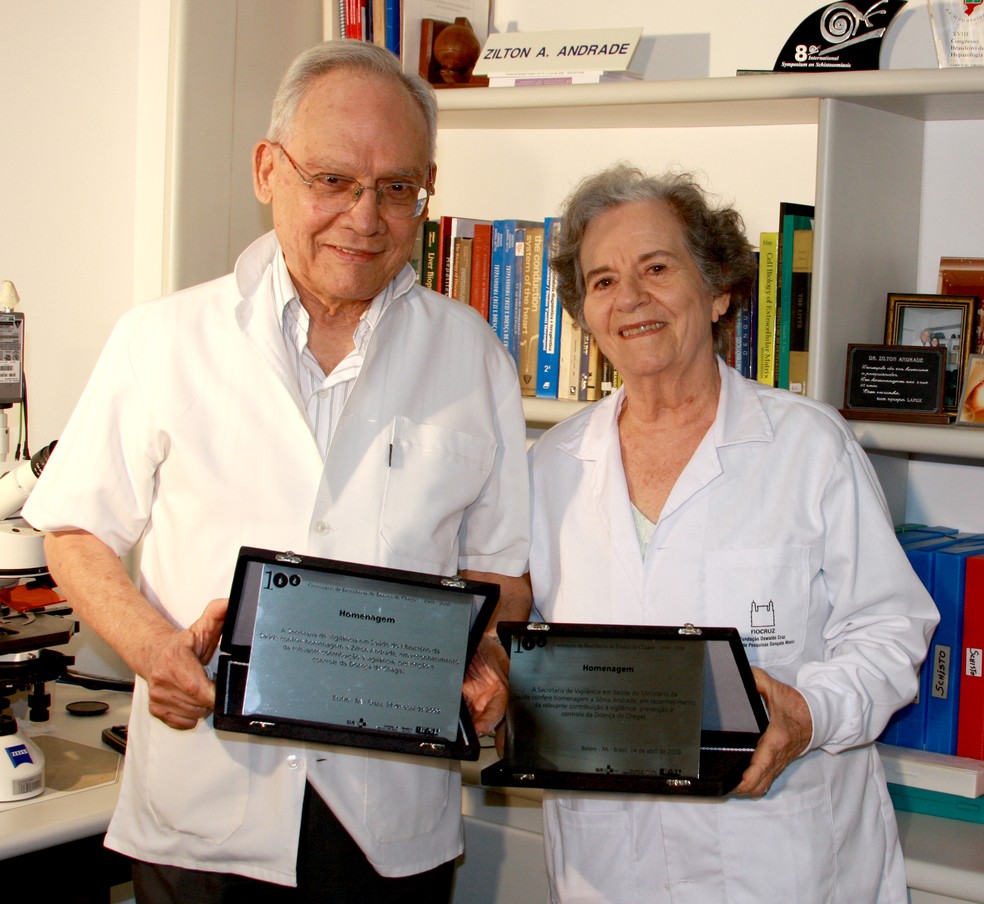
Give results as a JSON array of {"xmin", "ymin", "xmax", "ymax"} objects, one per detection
[{"xmin": 550, "ymin": 163, "xmax": 758, "ymax": 356}]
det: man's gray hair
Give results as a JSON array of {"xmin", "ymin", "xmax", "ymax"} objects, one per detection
[{"xmin": 267, "ymin": 40, "xmax": 438, "ymax": 165}]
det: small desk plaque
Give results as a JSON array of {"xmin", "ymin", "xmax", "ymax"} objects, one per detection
[{"xmin": 841, "ymin": 344, "xmax": 950, "ymax": 423}]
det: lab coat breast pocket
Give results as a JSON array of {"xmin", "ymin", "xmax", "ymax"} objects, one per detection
[
  {"xmin": 704, "ymin": 546, "xmax": 811, "ymax": 668},
  {"xmin": 380, "ymin": 417, "xmax": 495, "ymax": 569}
]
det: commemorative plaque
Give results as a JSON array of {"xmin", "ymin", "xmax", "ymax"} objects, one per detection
[
  {"xmin": 482, "ymin": 622, "xmax": 769, "ymax": 796},
  {"xmin": 214, "ymin": 547, "xmax": 499, "ymax": 760},
  {"xmin": 773, "ymin": 1, "xmax": 907, "ymax": 72},
  {"xmin": 841, "ymin": 344, "xmax": 950, "ymax": 423}
]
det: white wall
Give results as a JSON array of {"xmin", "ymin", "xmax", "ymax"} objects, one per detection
[{"xmin": 0, "ymin": 1, "xmax": 152, "ymax": 451}]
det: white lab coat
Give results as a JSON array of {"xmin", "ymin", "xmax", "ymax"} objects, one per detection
[
  {"xmin": 528, "ymin": 360, "xmax": 938, "ymax": 904},
  {"xmin": 25, "ymin": 232, "xmax": 530, "ymax": 884}
]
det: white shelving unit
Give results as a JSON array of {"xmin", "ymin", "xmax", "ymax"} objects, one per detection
[
  {"xmin": 430, "ymin": 68, "xmax": 984, "ymax": 471},
  {"xmin": 431, "ymin": 69, "xmax": 984, "ymax": 903}
]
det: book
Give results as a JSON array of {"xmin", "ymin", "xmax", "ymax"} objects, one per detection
[
  {"xmin": 452, "ymin": 236, "xmax": 473, "ymax": 305},
  {"xmin": 775, "ymin": 202, "xmax": 814, "ymax": 390},
  {"xmin": 787, "ymin": 227, "xmax": 813, "ymax": 394},
  {"xmin": 518, "ymin": 225, "xmax": 544, "ymax": 397},
  {"xmin": 924, "ymin": 539, "xmax": 984, "ymax": 755},
  {"xmin": 468, "ymin": 222, "xmax": 493, "ymax": 320},
  {"xmin": 421, "ymin": 219, "xmax": 440, "ymax": 292},
  {"xmin": 957, "ymin": 554, "xmax": 984, "ymax": 759},
  {"xmin": 508, "ymin": 227, "xmax": 526, "ymax": 368},
  {"xmin": 557, "ymin": 307, "xmax": 581, "ymax": 402},
  {"xmin": 537, "ymin": 217, "xmax": 563, "ymax": 398},
  {"xmin": 756, "ymin": 232, "xmax": 779, "ymax": 386},
  {"xmin": 487, "ymin": 72, "xmax": 642, "ymax": 87},
  {"xmin": 409, "ymin": 218, "xmax": 426, "ymax": 283},
  {"xmin": 384, "ymin": 0, "xmax": 401, "ymax": 56},
  {"xmin": 579, "ymin": 332, "xmax": 603, "ymax": 401}
]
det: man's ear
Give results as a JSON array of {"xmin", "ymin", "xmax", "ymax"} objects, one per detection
[{"xmin": 253, "ymin": 140, "xmax": 276, "ymax": 204}]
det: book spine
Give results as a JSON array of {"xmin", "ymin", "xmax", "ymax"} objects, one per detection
[
  {"xmin": 421, "ymin": 220, "xmax": 439, "ymax": 292},
  {"xmin": 469, "ymin": 224, "xmax": 492, "ymax": 320},
  {"xmin": 384, "ymin": 0, "xmax": 401, "ymax": 56},
  {"xmin": 925, "ymin": 548, "xmax": 975, "ymax": 754},
  {"xmin": 957, "ymin": 555, "xmax": 984, "ymax": 759},
  {"xmin": 756, "ymin": 232, "xmax": 779, "ymax": 387},
  {"xmin": 506, "ymin": 228, "xmax": 525, "ymax": 367},
  {"xmin": 489, "ymin": 221, "xmax": 507, "ymax": 350},
  {"xmin": 537, "ymin": 217, "xmax": 563, "ymax": 398},
  {"xmin": 519, "ymin": 226, "xmax": 544, "ymax": 396},
  {"xmin": 776, "ymin": 206, "xmax": 814, "ymax": 389}
]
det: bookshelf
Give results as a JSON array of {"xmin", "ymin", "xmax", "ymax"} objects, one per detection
[{"xmin": 429, "ymin": 68, "xmax": 984, "ymax": 468}]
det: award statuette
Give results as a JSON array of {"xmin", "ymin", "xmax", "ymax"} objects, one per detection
[{"xmin": 773, "ymin": 1, "xmax": 908, "ymax": 72}]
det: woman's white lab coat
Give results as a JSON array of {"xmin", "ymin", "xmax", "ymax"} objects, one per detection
[{"xmin": 528, "ymin": 360, "xmax": 938, "ymax": 904}]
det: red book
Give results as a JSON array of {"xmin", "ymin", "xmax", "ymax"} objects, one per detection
[
  {"xmin": 469, "ymin": 223, "xmax": 493, "ymax": 321},
  {"xmin": 957, "ymin": 554, "xmax": 984, "ymax": 759}
]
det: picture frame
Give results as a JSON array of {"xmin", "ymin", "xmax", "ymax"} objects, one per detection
[
  {"xmin": 885, "ymin": 293, "xmax": 976, "ymax": 414},
  {"xmin": 956, "ymin": 354, "xmax": 984, "ymax": 427},
  {"xmin": 937, "ymin": 257, "xmax": 984, "ymax": 355}
]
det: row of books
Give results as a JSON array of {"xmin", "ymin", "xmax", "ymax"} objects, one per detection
[
  {"xmin": 410, "ymin": 216, "xmax": 618, "ymax": 401},
  {"xmin": 411, "ymin": 205, "xmax": 816, "ymax": 400},
  {"xmin": 880, "ymin": 525, "xmax": 984, "ymax": 761}
]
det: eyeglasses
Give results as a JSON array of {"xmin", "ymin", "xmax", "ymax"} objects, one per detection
[{"xmin": 275, "ymin": 144, "xmax": 431, "ymax": 219}]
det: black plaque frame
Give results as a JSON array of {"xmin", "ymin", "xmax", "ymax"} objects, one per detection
[
  {"xmin": 213, "ymin": 547, "xmax": 499, "ymax": 761},
  {"xmin": 481, "ymin": 622, "xmax": 769, "ymax": 796},
  {"xmin": 840, "ymin": 343, "xmax": 949, "ymax": 424}
]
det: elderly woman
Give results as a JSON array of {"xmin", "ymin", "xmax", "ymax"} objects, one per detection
[{"xmin": 527, "ymin": 163, "xmax": 939, "ymax": 903}]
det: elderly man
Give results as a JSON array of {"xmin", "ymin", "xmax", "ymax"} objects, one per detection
[{"xmin": 25, "ymin": 40, "xmax": 530, "ymax": 903}]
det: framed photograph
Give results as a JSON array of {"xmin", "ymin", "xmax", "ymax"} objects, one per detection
[
  {"xmin": 885, "ymin": 293, "xmax": 976, "ymax": 413},
  {"xmin": 956, "ymin": 354, "xmax": 984, "ymax": 427}
]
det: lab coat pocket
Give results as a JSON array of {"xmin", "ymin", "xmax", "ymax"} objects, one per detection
[
  {"xmin": 380, "ymin": 417, "xmax": 495, "ymax": 569},
  {"xmin": 364, "ymin": 755, "xmax": 451, "ymax": 843},
  {"xmin": 705, "ymin": 546, "xmax": 810, "ymax": 668},
  {"xmin": 544, "ymin": 798, "xmax": 636, "ymax": 903},
  {"xmin": 719, "ymin": 784, "xmax": 835, "ymax": 903},
  {"xmin": 146, "ymin": 720, "xmax": 249, "ymax": 843}
]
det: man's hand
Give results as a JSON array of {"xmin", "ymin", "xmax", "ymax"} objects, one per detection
[
  {"xmin": 733, "ymin": 666, "xmax": 813, "ymax": 797},
  {"xmin": 146, "ymin": 598, "xmax": 228, "ymax": 730},
  {"xmin": 463, "ymin": 634, "xmax": 509, "ymax": 738}
]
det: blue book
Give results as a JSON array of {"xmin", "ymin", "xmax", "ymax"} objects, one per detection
[
  {"xmin": 384, "ymin": 0, "xmax": 400, "ymax": 56},
  {"xmin": 924, "ymin": 539, "xmax": 984, "ymax": 754},
  {"xmin": 536, "ymin": 217, "xmax": 563, "ymax": 398}
]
